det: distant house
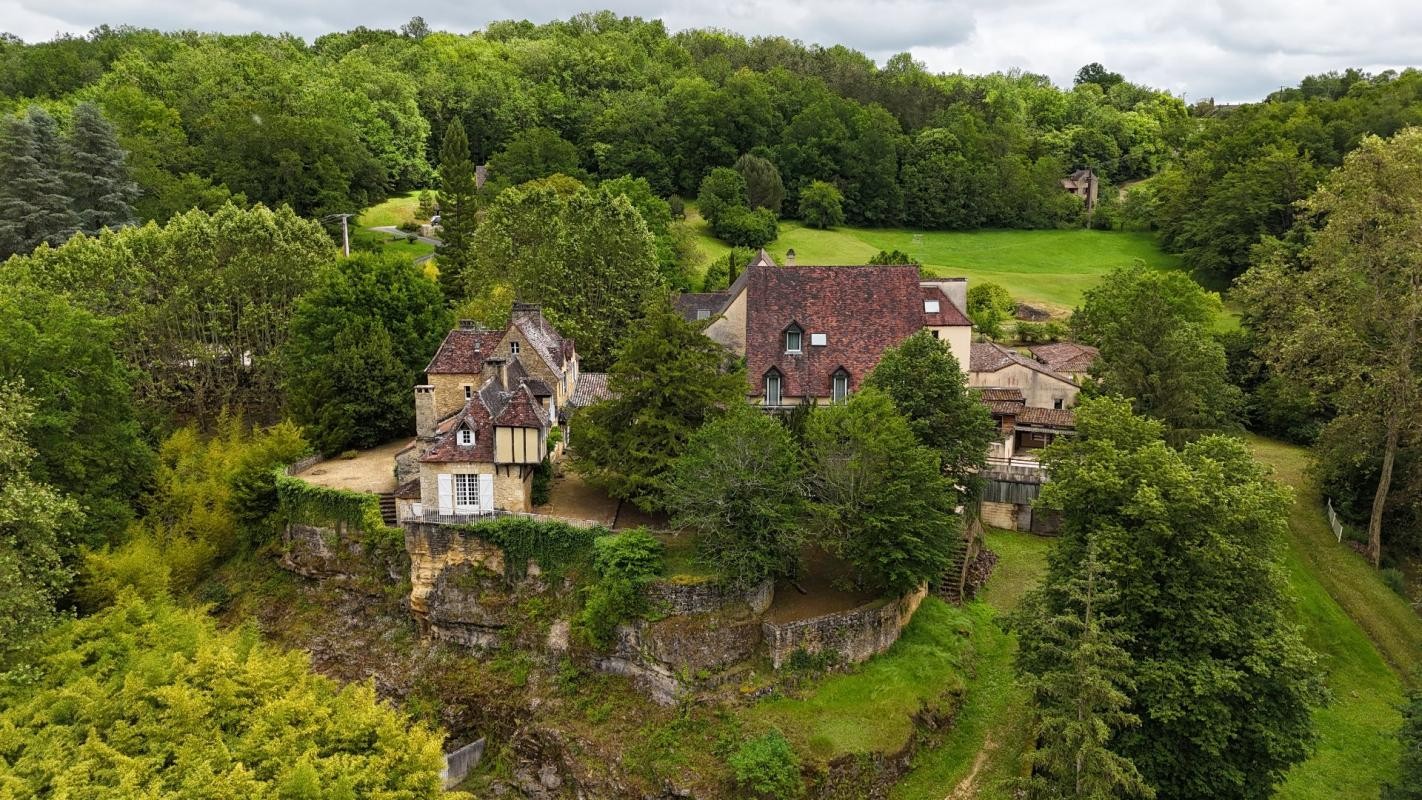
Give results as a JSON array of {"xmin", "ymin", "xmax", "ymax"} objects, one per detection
[
  {"xmin": 1028, "ymin": 341, "xmax": 1098, "ymax": 382},
  {"xmin": 691, "ymin": 249, "xmax": 973, "ymax": 406},
  {"xmin": 1060, "ymin": 168, "xmax": 1099, "ymax": 210},
  {"xmin": 969, "ymin": 342, "xmax": 1079, "ymax": 410},
  {"xmin": 398, "ymin": 304, "xmax": 609, "ymax": 518},
  {"xmin": 979, "ymin": 387, "xmax": 1077, "ymax": 460},
  {"xmin": 978, "ymin": 386, "xmax": 1074, "ymax": 533}
]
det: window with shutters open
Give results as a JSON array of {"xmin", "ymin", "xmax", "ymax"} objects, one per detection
[{"xmin": 454, "ymin": 474, "xmax": 480, "ymax": 513}]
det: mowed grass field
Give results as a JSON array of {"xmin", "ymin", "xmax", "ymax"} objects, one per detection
[{"xmin": 687, "ymin": 211, "xmax": 1189, "ymax": 316}]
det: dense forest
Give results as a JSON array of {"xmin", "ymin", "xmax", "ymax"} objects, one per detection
[{"xmin": 2, "ymin": 11, "xmax": 1422, "ymax": 800}]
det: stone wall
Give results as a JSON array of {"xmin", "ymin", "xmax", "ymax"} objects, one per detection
[
  {"xmin": 762, "ymin": 585, "xmax": 928, "ymax": 669},
  {"xmin": 404, "ymin": 521, "xmax": 509, "ymax": 623},
  {"xmin": 280, "ymin": 523, "xmax": 408, "ymax": 588},
  {"xmin": 979, "ymin": 500, "xmax": 1019, "ymax": 530},
  {"xmin": 644, "ymin": 576, "xmax": 773, "ymax": 617}
]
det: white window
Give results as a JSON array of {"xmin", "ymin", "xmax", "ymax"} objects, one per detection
[
  {"xmin": 696, "ymin": 308, "xmax": 710, "ymax": 320},
  {"xmin": 810, "ymin": 332, "xmax": 827, "ymax": 346},
  {"xmin": 464, "ymin": 385, "xmax": 473, "ymax": 400},
  {"xmin": 784, "ymin": 326, "xmax": 802, "ymax": 354},
  {"xmin": 457, "ymin": 428, "xmax": 474, "ymax": 446},
  {"xmin": 924, "ymin": 299, "xmax": 941, "ymax": 313},
  {"xmin": 832, "ymin": 370, "xmax": 850, "ymax": 403},
  {"xmin": 764, "ymin": 372, "xmax": 782, "ymax": 406},
  {"xmin": 1053, "ymin": 397, "xmax": 1065, "ymax": 410},
  {"xmin": 509, "ymin": 341, "xmax": 520, "ymax": 355},
  {"xmin": 454, "ymin": 474, "xmax": 481, "ymax": 512}
]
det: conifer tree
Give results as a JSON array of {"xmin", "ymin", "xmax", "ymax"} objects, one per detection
[
  {"xmin": 0, "ymin": 107, "xmax": 78, "ymax": 258},
  {"xmin": 436, "ymin": 118, "xmax": 478, "ymax": 301},
  {"xmin": 1015, "ymin": 543, "xmax": 1153, "ymax": 800},
  {"xmin": 61, "ymin": 102, "xmax": 137, "ymax": 234}
]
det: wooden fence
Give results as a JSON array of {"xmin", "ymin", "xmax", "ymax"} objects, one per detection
[{"xmin": 1326, "ymin": 499, "xmax": 1344, "ymax": 543}]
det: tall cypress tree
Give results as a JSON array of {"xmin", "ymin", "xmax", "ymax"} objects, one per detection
[
  {"xmin": 436, "ymin": 118, "xmax": 478, "ymax": 301},
  {"xmin": 62, "ymin": 102, "xmax": 137, "ymax": 234},
  {"xmin": 0, "ymin": 107, "xmax": 78, "ymax": 259}
]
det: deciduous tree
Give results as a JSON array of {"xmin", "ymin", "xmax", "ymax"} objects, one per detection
[{"xmin": 798, "ymin": 180, "xmax": 844, "ymax": 229}]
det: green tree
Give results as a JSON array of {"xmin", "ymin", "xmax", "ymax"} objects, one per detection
[
  {"xmin": 665, "ymin": 406, "xmax": 805, "ymax": 588},
  {"xmin": 284, "ymin": 253, "xmax": 450, "ymax": 455},
  {"xmin": 1238, "ymin": 129, "xmax": 1422, "ymax": 567},
  {"xmin": 489, "ymin": 126, "xmax": 582, "ymax": 186},
  {"xmin": 1074, "ymin": 63, "xmax": 1125, "ymax": 90},
  {"xmin": 798, "ymin": 180, "xmax": 845, "ymax": 229},
  {"xmin": 416, "ymin": 188, "xmax": 435, "ymax": 219},
  {"xmin": 0, "ymin": 106, "xmax": 78, "ymax": 258},
  {"xmin": 864, "ymin": 330, "xmax": 996, "ymax": 499},
  {"xmin": 713, "ymin": 204, "xmax": 778, "ymax": 248},
  {"xmin": 967, "ymin": 281, "xmax": 1015, "ymax": 339},
  {"xmin": 0, "ymin": 383, "xmax": 77, "ymax": 671},
  {"xmin": 0, "ymin": 594, "xmax": 457, "ymax": 798},
  {"xmin": 735, "ymin": 152, "xmax": 785, "ymax": 214},
  {"xmin": 1015, "ymin": 543, "xmax": 1153, "ymax": 800},
  {"xmin": 0, "ymin": 281, "xmax": 151, "ymax": 550},
  {"xmin": 61, "ymin": 101, "xmax": 137, "ymax": 234},
  {"xmin": 1029, "ymin": 396, "xmax": 1324, "ymax": 800},
  {"xmin": 803, "ymin": 388, "xmax": 958, "ymax": 595},
  {"xmin": 437, "ymin": 117, "xmax": 479, "ymax": 301},
  {"xmin": 572, "ymin": 293, "xmax": 745, "ymax": 511},
  {"xmin": 1383, "ymin": 686, "xmax": 1422, "ymax": 800},
  {"xmin": 697, "ymin": 166, "xmax": 748, "ymax": 227},
  {"xmin": 866, "ymin": 249, "xmax": 919, "ymax": 266},
  {"xmin": 1072, "ymin": 264, "xmax": 1239, "ymax": 442},
  {"xmin": 728, "ymin": 730, "xmax": 802, "ymax": 799}
]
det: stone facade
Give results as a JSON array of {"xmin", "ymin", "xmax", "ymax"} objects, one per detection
[{"xmin": 762, "ymin": 585, "xmax": 928, "ymax": 669}]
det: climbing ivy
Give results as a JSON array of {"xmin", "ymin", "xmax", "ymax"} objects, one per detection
[
  {"xmin": 456, "ymin": 517, "xmax": 606, "ymax": 581},
  {"xmin": 274, "ymin": 470, "xmax": 401, "ymax": 549}
]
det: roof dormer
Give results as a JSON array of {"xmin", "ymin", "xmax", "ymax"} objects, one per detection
[{"xmin": 783, "ymin": 322, "xmax": 803, "ymax": 354}]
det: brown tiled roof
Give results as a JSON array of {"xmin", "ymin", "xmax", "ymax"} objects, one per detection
[
  {"xmin": 978, "ymin": 387, "xmax": 1025, "ymax": 416},
  {"xmin": 921, "ymin": 286, "xmax": 972, "ymax": 326},
  {"xmin": 1029, "ymin": 342, "xmax": 1099, "ymax": 375},
  {"xmin": 970, "ymin": 342, "xmax": 1077, "ymax": 386},
  {"xmin": 569, "ymin": 372, "xmax": 611, "ymax": 408},
  {"xmin": 511, "ymin": 304, "xmax": 569, "ymax": 376},
  {"xmin": 745, "ymin": 263, "xmax": 930, "ymax": 399},
  {"xmin": 425, "ymin": 326, "xmax": 504, "ymax": 374},
  {"xmin": 674, "ymin": 292, "xmax": 731, "ymax": 323},
  {"xmin": 1018, "ymin": 407, "xmax": 1076, "ymax": 429},
  {"xmin": 421, "ymin": 377, "xmax": 548, "ymax": 463}
]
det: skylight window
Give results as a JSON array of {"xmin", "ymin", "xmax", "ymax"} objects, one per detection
[
  {"xmin": 924, "ymin": 299, "xmax": 941, "ymax": 313},
  {"xmin": 810, "ymin": 333, "xmax": 827, "ymax": 346}
]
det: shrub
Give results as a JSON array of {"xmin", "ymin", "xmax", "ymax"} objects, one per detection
[
  {"xmin": 668, "ymin": 194, "xmax": 685, "ymax": 219},
  {"xmin": 728, "ymin": 730, "xmax": 802, "ymax": 799},
  {"xmin": 592, "ymin": 529, "xmax": 664, "ymax": 582},
  {"xmin": 713, "ymin": 205, "xmax": 778, "ymax": 248},
  {"xmin": 1381, "ymin": 567, "xmax": 1407, "ymax": 598},
  {"xmin": 532, "ymin": 457, "xmax": 552, "ymax": 506},
  {"xmin": 398, "ymin": 220, "xmax": 420, "ymax": 233},
  {"xmin": 1014, "ymin": 320, "xmax": 1068, "ymax": 343},
  {"xmin": 575, "ymin": 530, "xmax": 664, "ymax": 648}
]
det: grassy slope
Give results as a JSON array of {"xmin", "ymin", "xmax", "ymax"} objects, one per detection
[
  {"xmin": 357, "ymin": 189, "xmax": 424, "ymax": 229},
  {"xmin": 1249, "ymin": 436, "xmax": 1419, "ymax": 799},
  {"xmin": 890, "ymin": 529, "xmax": 1052, "ymax": 800}
]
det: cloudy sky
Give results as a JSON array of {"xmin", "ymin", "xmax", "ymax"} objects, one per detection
[{"xmin": 4, "ymin": 0, "xmax": 1421, "ymax": 102}]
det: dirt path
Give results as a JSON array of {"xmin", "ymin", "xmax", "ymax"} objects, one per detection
[
  {"xmin": 294, "ymin": 439, "xmax": 410, "ymax": 494},
  {"xmin": 947, "ymin": 735, "xmax": 998, "ymax": 800}
]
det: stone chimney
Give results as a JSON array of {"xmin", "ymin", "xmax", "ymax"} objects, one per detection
[
  {"xmin": 415, "ymin": 385, "xmax": 436, "ymax": 439},
  {"xmin": 786, "ymin": 248, "xmax": 796, "ymax": 266},
  {"xmin": 486, "ymin": 357, "xmax": 509, "ymax": 391}
]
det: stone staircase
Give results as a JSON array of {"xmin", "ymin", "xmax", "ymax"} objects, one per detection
[
  {"xmin": 377, "ymin": 493, "xmax": 398, "ymax": 526},
  {"xmin": 936, "ymin": 517, "xmax": 985, "ymax": 605}
]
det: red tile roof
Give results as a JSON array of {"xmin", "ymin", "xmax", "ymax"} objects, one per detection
[
  {"xmin": 970, "ymin": 342, "xmax": 1077, "ymax": 385},
  {"xmin": 425, "ymin": 326, "xmax": 505, "ymax": 374},
  {"xmin": 744, "ymin": 264, "xmax": 930, "ymax": 399},
  {"xmin": 1017, "ymin": 407, "xmax": 1076, "ymax": 429},
  {"xmin": 921, "ymin": 286, "xmax": 972, "ymax": 327},
  {"xmin": 421, "ymin": 376, "xmax": 548, "ymax": 463},
  {"xmin": 978, "ymin": 387, "xmax": 1026, "ymax": 416},
  {"xmin": 1029, "ymin": 342, "xmax": 1099, "ymax": 375}
]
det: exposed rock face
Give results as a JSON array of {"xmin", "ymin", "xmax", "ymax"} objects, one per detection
[
  {"xmin": 281, "ymin": 523, "xmax": 407, "ymax": 585},
  {"xmin": 405, "ymin": 521, "xmax": 507, "ymax": 621}
]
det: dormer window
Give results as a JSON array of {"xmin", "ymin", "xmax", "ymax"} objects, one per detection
[
  {"xmin": 457, "ymin": 429, "xmax": 475, "ymax": 447},
  {"xmin": 509, "ymin": 341, "xmax": 520, "ymax": 356},
  {"xmin": 924, "ymin": 299, "xmax": 941, "ymax": 313},
  {"xmin": 832, "ymin": 369, "xmax": 850, "ymax": 403},
  {"xmin": 764, "ymin": 369, "xmax": 783, "ymax": 406},
  {"xmin": 784, "ymin": 324, "xmax": 803, "ymax": 354}
]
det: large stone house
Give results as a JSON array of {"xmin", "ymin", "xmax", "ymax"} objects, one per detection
[
  {"xmin": 397, "ymin": 304, "xmax": 608, "ymax": 518},
  {"xmin": 688, "ymin": 250, "xmax": 973, "ymax": 405},
  {"xmin": 969, "ymin": 341, "xmax": 1080, "ymax": 410}
]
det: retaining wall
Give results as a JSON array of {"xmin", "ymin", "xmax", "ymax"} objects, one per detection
[
  {"xmin": 762, "ymin": 585, "xmax": 928, "ymax": 669},
  {"xmin": 644, "ymin": 576, "xmax": 773, "ymax": 616}
]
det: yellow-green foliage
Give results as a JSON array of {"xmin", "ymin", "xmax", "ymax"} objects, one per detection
[
  {"xmin": 80, "ymin": 414, "xmax": 307, "ymax": 607},
  {"xmin": 0, "ymin": 594, "xmax": 460, "ymax": 799}
]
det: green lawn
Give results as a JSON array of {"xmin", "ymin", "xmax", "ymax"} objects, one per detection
[
  {"xmin": 357, "ymin": 189, "xmax": 425, "ymax": 229},
  {"xmin": 351, "ymin": 227, "xmax": 436, "ymax": 259},
  {"xmin": 1249, "ymin": 436, "xmax": 1418, "ymax": 799},
  {"xmin": 891, "ymin": 529, "xmax": 1052, "ymax": 800}
]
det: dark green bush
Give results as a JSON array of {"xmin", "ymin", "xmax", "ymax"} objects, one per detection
[
  {"xmin": 713, "ymin": 205, "xmax": 778, "ymax": 248},
  {"xmin": 727, "ymin": 730, "xmax": 802, "ymax": 799},
  {"xmin": 532, "ymin": 457, "xmax": 552, "ymax": 506},
  {"xmin": 575, "ymin": 529, "xmax": 664, "ymax": 648},
  {"xmin": 1013, "ymin": 320, "xmax": 1068, "ymax": 344},
  {"xmin": 1381, "ymin": 567, "xmax": 1407, "ymax": 598}
]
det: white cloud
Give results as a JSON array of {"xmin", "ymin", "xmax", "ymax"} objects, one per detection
[{"xmin": 2, "ymin": 0, "xmax": 1420, "ymax": 101}]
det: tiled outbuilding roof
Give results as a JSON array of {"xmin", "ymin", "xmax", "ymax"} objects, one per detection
[
  {"xmin": 978, "ymin": 387, "xmax": 1026, "ymax": 416},
  {"xmin": 1029, "ymin": 342, "xmax": 1099, "ymax": 375},
  {"xmin": 674, "ymin": 292, "xmax": 731, "ymax": 323},
  {"xmin": 745, "ymin": 264, "xmax": 930, "ymax": 399},
  {"xmin": 569, "ymin": 372, "xmax": 612, "ymax": 408},
  {"xmin": 970, "ymin": 342, "xmax": 1077, "ymax": 385},
  {"xmin": 1017, "ymin": 406, "xmax": 1076, "ymax": 429}
]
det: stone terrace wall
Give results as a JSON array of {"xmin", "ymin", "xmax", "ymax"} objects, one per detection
[
  {"xmin": 281, "ymin": 522, "xmax": 407, "ymax": 585},
  {"xmin": 762, "ymin": 586, "xmax": 928, "ymax": 669},
  {"xmin": 645, "ymin": 577, "xmax": 773, "ymax": 617}
]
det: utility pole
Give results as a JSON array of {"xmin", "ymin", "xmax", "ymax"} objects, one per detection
[{"xmin": 322, "ymin": 212, "xmax": 354, "ymax": 257}]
